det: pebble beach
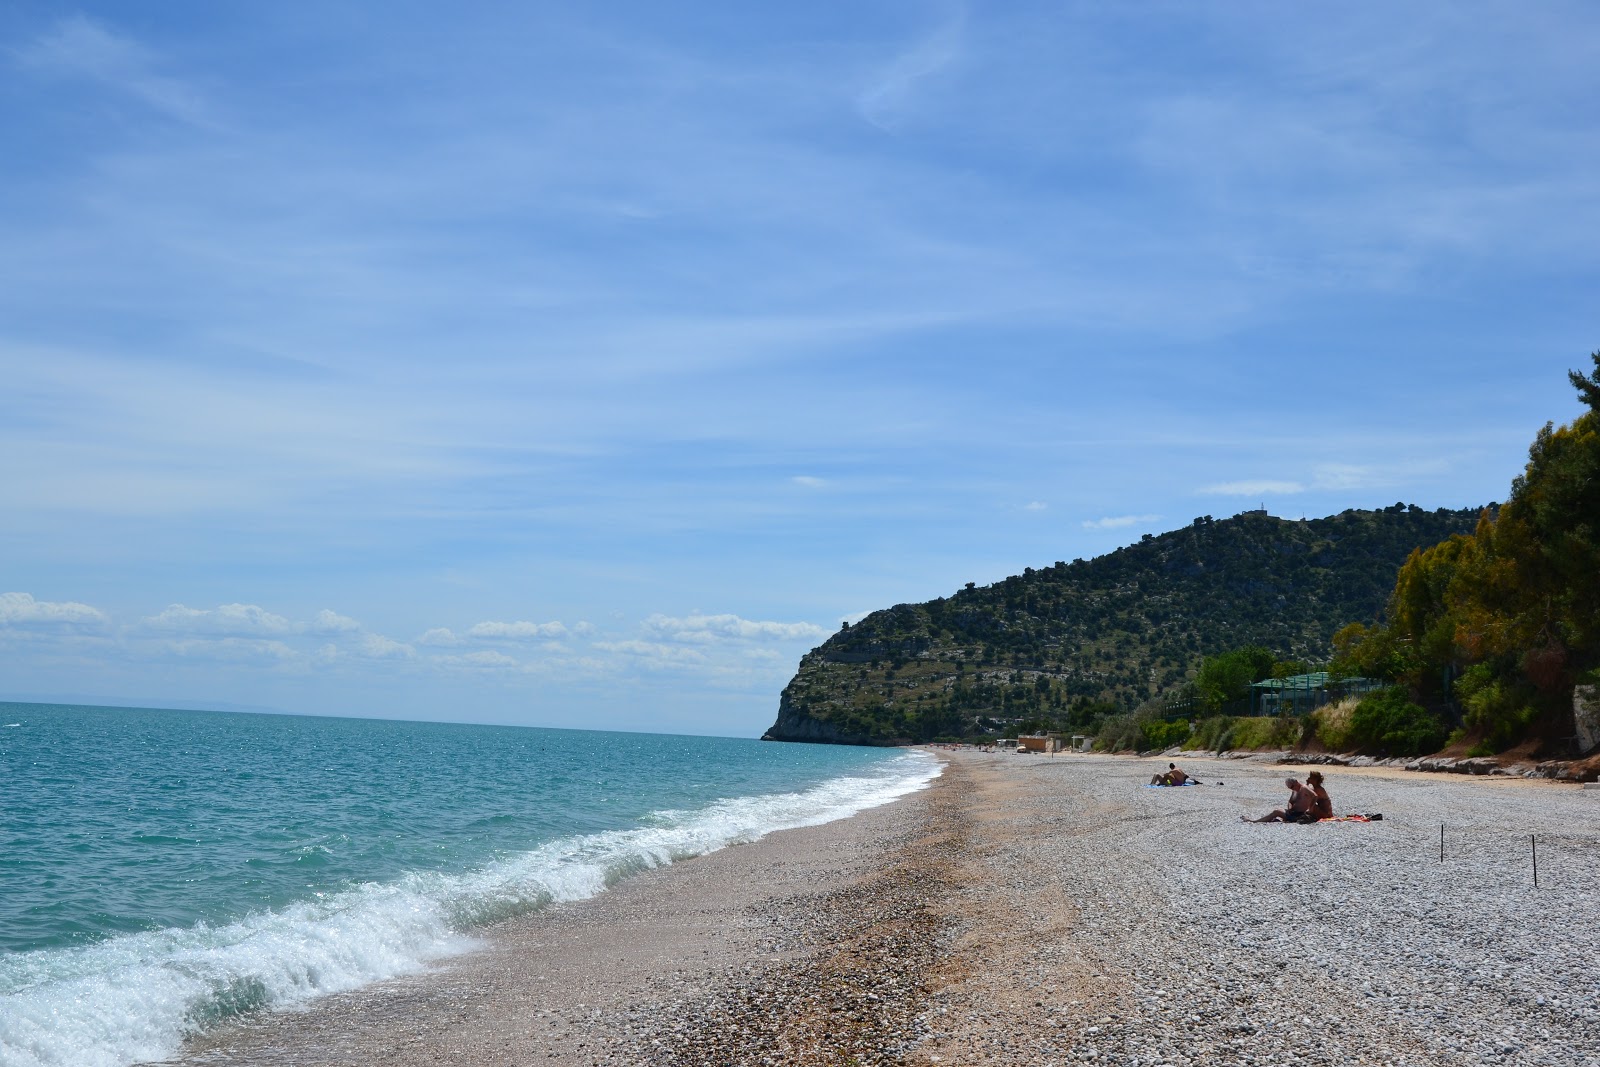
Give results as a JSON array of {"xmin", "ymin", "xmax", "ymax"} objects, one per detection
[{"xmin": 179, "ymin": 751, "xmax": 1600, "ymax": 1067}]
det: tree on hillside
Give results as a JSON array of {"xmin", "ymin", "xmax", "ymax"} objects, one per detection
[
  {"xmin": 1194, "ymin": 646, "xmax": 1276, "ymax": 712},
  {"xmin": 1566, "ymin": 349, "xmax": 1600, "ymax": 413}
]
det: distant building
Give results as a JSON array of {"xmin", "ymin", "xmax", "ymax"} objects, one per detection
[{"xmin": 1249, "ymin": 672, "xmax": 1383, "ymax": 716}]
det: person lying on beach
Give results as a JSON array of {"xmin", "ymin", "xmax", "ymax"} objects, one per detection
[
  {"xmin": 1241, "ymin": 777, "xmax": 1320, "ymax": 822},
  {"xmin": 1306, "ymin": 770, "xmax": 1333, "ymax": 821},
  {"xmin": 1150, "ymin": 762, "xmax": 1197, "ymax": 786}
]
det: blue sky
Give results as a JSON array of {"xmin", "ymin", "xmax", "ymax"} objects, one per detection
[{"xmin": 2, "ymin": 2, "xmax": 1596, "ymax": 736}]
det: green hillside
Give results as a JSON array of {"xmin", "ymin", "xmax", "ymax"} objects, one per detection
[{"xmin": 763, "ymin": 505, "xmax": 1483, "ymax": 745}]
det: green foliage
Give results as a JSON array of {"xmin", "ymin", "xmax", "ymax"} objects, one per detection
[
  {"xmin": 1194, "ymin": 645, "xmax": 1278, "ymax": 712},
  {"xmin": 1140, "ymin": 718, "xmax": 1192, "ymax": 751},
  {"xmin": 1227, "ymin": 715, "xmax": 1300, "ymax": 751},
  {"xmin": 1312, "ymin": 353, "xmax": 1600, "ymax": 755},
  {"xmin": 1309, "ymin": 698, "xmax": 1358, "ymax": 751},
  {"xmin": 1568, "ymin": 349, "xmax": 1600, "ymax": 413},
  {"xmin": 1346, "ymin": 687, "xmax": 1448, "ymax": 756},
  {"xmin": 1186, "ymin": 716, "xmax": 1235, "ymax": 752},
  {"xmin": 1453, "ymin": 662, "xmax": 1539, "ymax": 753}
]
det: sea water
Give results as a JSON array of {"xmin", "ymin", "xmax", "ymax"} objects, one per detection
[{"xmin": 0, "ymin": 702, "xmax": 938, "ymax": 1067}]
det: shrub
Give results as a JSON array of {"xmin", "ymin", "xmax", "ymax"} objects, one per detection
[
  {"xmin": 1187, "ymin": 716, "xmax": 1235, "ymax": 752},
  {"xmin": 1454, "ymin": 663, "xmax": 1539, "ymax": 753},
  {"xmin": 1310, "ymin": 697, "xmax": 1359, "ymax": 751},
  {"xmin": 1140, "ymin": 718, "xmax": 1191, "ymax": 751},
  {"xmin": 1346, "ymin": 687, "xmax": 1447, "ymax": 756},
  {"xmin": 1227, "ymin": 714, "xmax": 1300, "ymax": 750}
]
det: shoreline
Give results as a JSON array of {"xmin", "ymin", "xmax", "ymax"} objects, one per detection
[{"xmin": 178, "ymin": 751, "xmax": 1599, "ymax": 1067}]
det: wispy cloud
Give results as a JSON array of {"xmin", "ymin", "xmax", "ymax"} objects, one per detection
[
  {"xmin": 162, "ymin": 637, "xmax": 297, "ymax": 663},
  {"xmin": 17, "ymin": 14, "xmax": 215, "ymax": 127},
  {"xmin": 1081, "ymin": 514, "xmax": 1162, "ymax": 530},
  {"xmin": 643, "ymin": 613, "xmax": 829, "ymax": 643},
  {"xmin": 1196, "ymin": 480, "xmax": 1307, "ymax": 497},
  {"xmin": 1023, "ymin": 501, "xmax": 1048, "ymax": 511},
  {"xmin": 467, "ymin": 620, "xmax": 568, "ymax": 641},
  {"xmin": 857, "ymin": 5, "xmax": 966, "ymax": 130},
  {"xmin": 792, "ymin": 475, "xmax": 827, "ymax": 488},
  {"xmin": 438, "ymin": 649, "xmax": 520, "ymax": 670}
]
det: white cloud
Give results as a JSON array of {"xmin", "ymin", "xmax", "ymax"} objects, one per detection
[
  {"xmin": 0, "ymin": 591, "xmax": 109, "ymax": 629},
  {"xmin": 840, "ymin": 610, "xmax": 873, "ymax": 626},
  {"xmin": 594, "ymin": 639, "xmax": 710, "ymax": 668},
  {"xmin": 792, "ymin": 475, "xmax": 827, "ymax": 488},
  {"xmin": 1196, "ymin": 480, "xmax": 1307, "ymax": 497},
  {"xmin": 416, "ymin": 627, "xmax": 463, "ymax": 646},
  {"xmin": 357, "ymin": 633, "xmax": 415, "ymax": 660},
  {"xmin": 1023, "ymin": 501, "xmax": 1048, "ymax": 511},
  {"xmin": 1310, "ymin": 464, "xmax": 1377, "ymax": 490},
  {"xmin": 164, "ymin": 637, "xmax": 297, "ymax": 663},
  {"xmin": 643, "ymin": 613, "xmax": 829, "ymax": 643},
  {"xmin": 432, "ymin": 650, "xmax": 521, "ymax": 670},
  {"xmin": 19, "ymin": 15, "xmax": 214, "ymax": 127},
  {"xmin": 1081, "ymin": 513, "xmax": 1162, "ymax": 530},
  {"xmin": 467, "ymin": 620, "xmax": 567, "ymax": 640},
  {"xmin": 309, "ymin": 609, "xmax": 361, "ymax": 633},
  {"xmin": 572, "ymin": 621, "xmax": 596, "ymax": 636},
  {"xmin": 142, "ymin": 603, "xmax": 293, "ymax": 635}
]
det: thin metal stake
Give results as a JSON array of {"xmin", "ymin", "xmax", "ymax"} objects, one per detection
[
  {"xmin": 1532, "ymin": 834, "xmax": 1538, "ymax": 888},
  {"xmin": 1440, "ymin": 823, "xmax": 1444, "ymax": 862}
]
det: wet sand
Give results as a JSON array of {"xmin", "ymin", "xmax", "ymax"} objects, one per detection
[{"xmin": 176, "ymin": 751, "xmax": 1600, "ymax": 1067}]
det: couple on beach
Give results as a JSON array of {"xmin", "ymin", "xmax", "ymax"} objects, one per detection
[{"xmin": 1242, "ymin": 771, "xmax": 1332, "ymax": 823}]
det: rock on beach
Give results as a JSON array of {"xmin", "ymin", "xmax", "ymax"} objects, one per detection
[{"xmin": 181, "ymin": 751, "xmax": 1600, "ymax": 1067}]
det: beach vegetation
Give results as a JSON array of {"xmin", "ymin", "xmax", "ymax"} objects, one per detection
[
  {"xmin": 1344, "ymin": 687, "xmax": 1448, "ymax": 756},
  {"xmin": 1226, "ymin": 713, "xmax": 1299, "ymax": 751},
  {"xmin": 1324, "ymin": 351, "xmax": 1600, "ymax": 756},
  {"xmin": 1309, "ymin": 697, "xmax": 1359, "ymax": 751}
]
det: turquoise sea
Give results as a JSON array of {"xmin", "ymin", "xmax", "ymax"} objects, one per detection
[{"xmin": 0, "ymin": 702, "xmax": 938, "ymax": 1067}]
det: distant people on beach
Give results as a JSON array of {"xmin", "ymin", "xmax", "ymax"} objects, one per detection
[
  {"xmin": 1306, "ymin": 770, "xmax": 1333, "ymax": 821},
  {"xmin": 1241, "ymin": 777, "xmax": 1320, "ymax": 822},
  {"xmin": 1150, "ymin": 762, "xmax": 1198, "ymax": 786}
]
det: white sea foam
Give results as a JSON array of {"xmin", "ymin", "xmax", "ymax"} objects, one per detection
[{"xmin": 0, "ymin": 750, "xmax": 939, "ymax": 1067}]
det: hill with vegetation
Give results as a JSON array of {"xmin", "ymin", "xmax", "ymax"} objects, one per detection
[{"xmin": 763, "ymin": 505, "xmax": 1483, "ymax": 745}]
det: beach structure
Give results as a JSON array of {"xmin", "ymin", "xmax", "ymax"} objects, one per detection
[{"xmin": 1249, "ymin": 671, "xmax": 1383, "ymax": 716}]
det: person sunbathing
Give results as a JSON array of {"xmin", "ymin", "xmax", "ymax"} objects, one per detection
[
  {"xmin": 1241, "ymin": 777, "xmax": 1320, "ymax": 822},
  {"xmin": 1150, "ymin": 762, "xmax": 1198, "ymax": 786},
  {"xmin": 1306, "ymin": 770, "xmax": 1333, "ymax": 821}
]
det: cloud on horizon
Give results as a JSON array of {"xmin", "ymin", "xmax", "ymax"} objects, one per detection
[
  {"xmin": 1081, "ymin": 513, "xmax": 1161, "ymax": 530},
  {"xmin": 467, "ymin": 620, "xmax": 568, "ymax": 641},
  {"xmin": 142, "ymin": 603, "xmax": 294, "ymax": 636},
  {"xmin": 1196, "ymin": 480, "xmax": 1308, "ymax": 497},
  {"xmin": 643, "ymin": 613, "xmax": 830, "ymax": 643},
  {"xmin": 0, "ymin": 592, "xmax": 110, "ymax": 630}
]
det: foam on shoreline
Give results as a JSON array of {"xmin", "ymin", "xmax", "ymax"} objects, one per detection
[{"xmin": 0, "ymin": 751, "xmax": 940, "ymax": 1067}]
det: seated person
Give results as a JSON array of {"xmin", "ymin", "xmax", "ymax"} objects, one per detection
[
  {"xmin": 1241, "ymin": 777, "xmax": 1319, "ymax": 822},
  {"xmin": 1306, "ymin": 770, "xmax": 1333, "ymax": 820}
]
